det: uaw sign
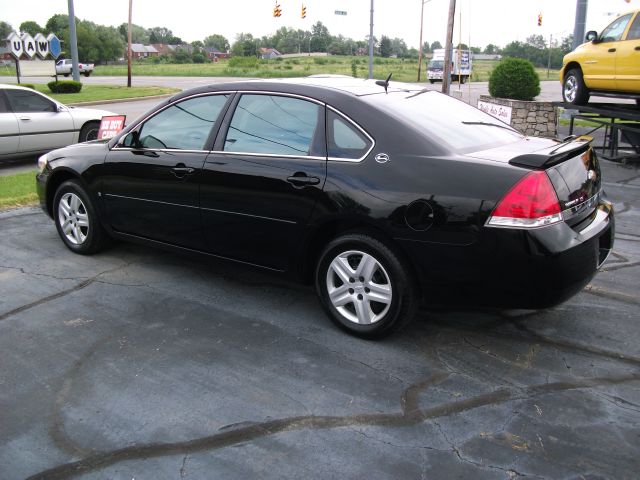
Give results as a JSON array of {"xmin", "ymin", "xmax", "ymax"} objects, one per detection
[{"xmin": 6, "ymin": 31, "xmax": 61, "ymax": 60}]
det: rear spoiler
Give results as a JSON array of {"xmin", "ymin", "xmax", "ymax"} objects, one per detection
[{"xmin": 509, "ymin": 137, "xmax": 592, "ymax": 169}]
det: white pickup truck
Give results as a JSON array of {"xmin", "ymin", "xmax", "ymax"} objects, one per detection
[{"xmin": 55, "ymin": 59, "xmax": 94, "ymax": 77}]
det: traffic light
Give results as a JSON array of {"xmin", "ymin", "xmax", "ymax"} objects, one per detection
[
  {"xmin": 274, "ymin": 2, "xmax": 282, "ymax": 17},
  {"xmin": 538, "ymin": 13, "xmax": 542, "ymax": 26},
  {"xmin": 301, "ymin": 4, "xmax": 307, "ymax": 19}
]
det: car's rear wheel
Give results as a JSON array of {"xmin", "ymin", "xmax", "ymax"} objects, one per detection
[
  {"xmin": 563, "ymin": 68, "xmax": 590, "ymax": 105},
  {"xmin": 53, "ymin": 180, "xmax": 108, "ymax": 255},
  {"xmin": 79, "ymin": 121, "xmax": 100, "ymax": 142},
  {"xmin": 315, "ymin": 233, "xmax": 417, "ymax": 338}
]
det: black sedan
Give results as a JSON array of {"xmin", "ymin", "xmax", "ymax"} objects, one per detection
[{"xmin": 36, "ymin": 77, "xmax": 614, "ymax": 338}]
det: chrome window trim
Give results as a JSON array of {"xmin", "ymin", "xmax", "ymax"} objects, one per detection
[
  {"xmin": 110, "ymin": 91, "xmax": 236, "ymax": 151},
  {"xmin": 326, "ymin": 105, "xmax": 375, "ymax": 163},
  {"xmin": 112, "ymin": 147, "xmax": 211, "ymax": 155},
  {"xmin": 233, "ymin": 90, "xmax": 326, "ymax": 106},
  {"xmin": 209, "ymin": 150, "xmax": 325, "ymax": 161}
]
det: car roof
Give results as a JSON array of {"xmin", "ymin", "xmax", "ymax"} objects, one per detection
[
  {"xmin": 172, "ymin": 76, "xmax": 425, "ymax": 103},
  {"xmin": 0, "ymin": 83, "xmax": 39, "ymax": 91}
]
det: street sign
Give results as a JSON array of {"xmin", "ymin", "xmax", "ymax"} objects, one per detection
[
  {"xmin": 335, "ymin": 10, "xmax": 347, "ymax": 15},
  {"xmin": 34, "ymin": 33, "xmax": 49, "ymax": 59},
  {"xmin": 21, "ymin": 33, "xmax": 36, "ymax": 59},
  {"xmin": 47, "ymin": 34, "xmax": 62, "ymax": 59},
  {"xmin": 7, "ymin": 32, "xmax": 23, "ymax": 58}
]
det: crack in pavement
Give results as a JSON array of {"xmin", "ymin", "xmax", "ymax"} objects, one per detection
[
  {"xmin": 26, "ymin": 372, "xmax": 639, "ymax": 479},
  {"xmin": 0, "ymin": 263, "xmax": 133, "ymax": 323}
]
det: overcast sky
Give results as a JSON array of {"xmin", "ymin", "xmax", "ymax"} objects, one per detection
[{"xmin": 1, "ymin": 0, "xmax": 638, "ymax": 49}]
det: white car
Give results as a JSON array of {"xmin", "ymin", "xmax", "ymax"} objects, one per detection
[{"xmin": 0, "ymin": 84, "xmax": 116, "ymax": 161}]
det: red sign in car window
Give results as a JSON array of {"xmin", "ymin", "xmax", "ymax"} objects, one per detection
[{"xmin": 97, "ymin": 115, "xmax": 126, "ymax": 139}]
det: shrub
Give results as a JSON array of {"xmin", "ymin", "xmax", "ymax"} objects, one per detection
[
  {"xmin": 488, "ymin": 58, "xmax": 540, "ymax": 101},
  {"xmin": 47, "ymin": 80, "xmax": 82, "ymax": 94},
  {"xmin": 192, "ymin": 53, "xmax": 205, "ymax": 64},
  {"xmin": 20, "ymin": 84, "xmax": 36, "ymax": 90},
  {"xmin": 228, "ymin": 56, "xmax": 259, "ymax": 68},
  {"xmin": 313, "ymin": 57, "xmax": 327, "ymax": 65}
]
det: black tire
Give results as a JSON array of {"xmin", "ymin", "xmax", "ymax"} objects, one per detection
[
  {"xmin": 315, "ymin": 233, "xmax": 418, "ymax": 338},
  {"xmin": 63, "ymin": 73, "xmax": 69, "ymax": 77},
  {"xmin": 562, "ymin": 68, "xmax": 590, "ymax": 105},
  {"xmin": 53, "ymin": 180, "xmax": 109, "ymax": 255},
  {"xmin": 429, "ymin": 79, "xmax": 436, "ymax": 84},
  {"xmin": 460, "ymin": 75, "xmax": 466, "ymax": 84},
  {"xmin": 83, "ymin": 71, "xmax": 91, "ymax": 77},
  {"xmin": 79, "ymin": 121, "xmax": 100, "ymax": 142}
]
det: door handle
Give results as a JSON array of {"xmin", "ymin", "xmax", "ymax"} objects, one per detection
[
  {"xmin": 286, "ymin": 174, "xmax": 320, "ymax": 187},
  {"xmin": 171, "ymin": 165, "xmax": 195, "ymax": 178},
  {"xmin": 608, "ymin": 48, "xmax": 616, "ymax": 53},
  {"xmin": 19, "ymin": 117, "xmax": 31, "ymax": 121}
]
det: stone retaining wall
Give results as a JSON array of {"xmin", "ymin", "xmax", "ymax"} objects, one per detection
[{"xmin": 479, "ymin": 95, "xmax": 557, "ymax": 138}]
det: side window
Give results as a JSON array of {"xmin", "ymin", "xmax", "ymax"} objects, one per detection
[
  {"xmin": 626, "ymin": 14, "xmax": 640, "ymax": 40},
  {"xmin": 600, "ymin": 13, "xmax": 633, "ymax": 42},
  {"xmin": 224, "ymin": 94, "xmax": 322, "ymax": 156},
  {"xmin": 327, "ymin": 110, "xmax": 372, "ymax": 160},
  {"xmin": 138, "ymin": 94, "xmax": 228, "ymax": 150},
  {"xmin": 5, "ymin": 89, "xmax": 55, "ymax": 113},
  {"xmin": 0, "ymin": 91, "xmax": 9, "ymax": 113}
]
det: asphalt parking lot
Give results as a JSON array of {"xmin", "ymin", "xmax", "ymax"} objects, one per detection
[{"xmin": 1, "ymin": 157, "xmax": 639, "ymax": 478}]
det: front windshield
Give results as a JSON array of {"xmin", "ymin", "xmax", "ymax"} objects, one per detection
[
  {"xmin": 428, "ymin": 60, "xmax": 444, "ymax": 69},
  {"xmin": 366, "ymin": 91, "xmax": 523, "ymax": 153}
]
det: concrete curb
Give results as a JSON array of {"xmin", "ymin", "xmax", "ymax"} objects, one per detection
[{"xmin": 68, "ymin": 93, "xmax": 175, "ymax": 107}]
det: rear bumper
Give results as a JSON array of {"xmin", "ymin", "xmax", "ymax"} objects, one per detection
[{"xmin": 399, "ymin": 196, "xmax": 614, "ymax": 309}]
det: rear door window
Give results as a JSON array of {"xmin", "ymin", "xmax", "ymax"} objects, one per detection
[{"xmin": 223, "ymin": 94, "xmax": 323, "ymax": 157}]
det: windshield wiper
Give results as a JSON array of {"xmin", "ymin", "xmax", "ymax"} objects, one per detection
[{"xmin": 461, "ymin": 121, "xmax": 513, "ymax": 131}]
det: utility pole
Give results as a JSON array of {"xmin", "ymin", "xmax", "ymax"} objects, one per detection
[
  {"xmin": 127, "ymin": 0, "xmax": 132, "ymax": 87},
  {"xmin": 572, "ymin": 0, "xmax": 588, "ymax": 51},
  {"xmin": 368, "ymin": 0, "xmax": 374, "ymax": 79},
  {"xmin": 442, "ymin": 0, "xmax": 456, "ymax": 95},
  {"xmin": 67, "ymin": 0, "xmax": 80, "ymax": 82},
  {"xmin": 417, "ymin": 1, "xmax": 428, "ymax": 82},
  {"xmin": 547, "ymin": 34, "xmax": 553, "ymax": 79}
]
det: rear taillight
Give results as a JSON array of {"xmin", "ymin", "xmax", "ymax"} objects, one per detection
[{"xmin": 486, "ymin": 171, "xmax": 562, "ymax": 229}]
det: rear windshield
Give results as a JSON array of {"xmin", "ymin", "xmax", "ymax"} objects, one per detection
[{"xmin": 366, "ymin": 90, "xmax": 524, "ymax": 153}]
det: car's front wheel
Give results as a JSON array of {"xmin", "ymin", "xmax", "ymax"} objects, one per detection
[
  {"xmin": 315, "ymin": 233, "xmax": 417, "ymax": 338},
  {"xmin": 79, "ymin": 121, "xmax": 100, "ymax": 142},
  {"xmin": 53, "ymin": 180, "xmax": 108, "ymax": 255},
  {"xmin": 563, "ymin": 68, "xmax": 590, "ymax": 105}
]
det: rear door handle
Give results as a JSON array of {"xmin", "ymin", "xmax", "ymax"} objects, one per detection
[
  {"xmin": 171, "ymin": 165, "xmax": 195, "ymax": 177},
  {"xmin": 286, "ymin": 174, "xmax": 320, "ymax": 187},
  {"xmin": 608, "ymin": 48, "xmax": 616, "ymax": 53}
]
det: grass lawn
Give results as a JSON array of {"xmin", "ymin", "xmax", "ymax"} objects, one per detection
[
  {"xmin": 0, "ymin": 170, "xmax": 38, "ymax": 209},
  {"xmin": 34, "ymin": 85, "xmax": 180, "ymax": 104},
  {"xmin": 1, "ymin": 56, "xmax": 559, "ymax": 84}
]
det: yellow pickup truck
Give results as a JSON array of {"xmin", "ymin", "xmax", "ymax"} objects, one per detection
[{"xmin": 561, "ymin": 10, "xmax": 640, "ymax": 105}]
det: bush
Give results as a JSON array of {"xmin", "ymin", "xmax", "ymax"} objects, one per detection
[
  {"xmin": 488, "ymin": 57, "xmax": 540, "ymax": 101},
  {"xmin": 313, "ymin": 57, "xmax": 327, "ymax": 65},
  {"xmin": 47, "ymin": 80, "xmax": 82, "ymax": 94},
  {"xmin": 228, "ymin": 56, "xmax": 259, "ymax": 68},
  {"xmin": 192, "ymin": 53, "xmax": 205, "ymax": 64},
  {"xmin": 20, "ymin": 84, "xmax": 36, "ymax": 90}
]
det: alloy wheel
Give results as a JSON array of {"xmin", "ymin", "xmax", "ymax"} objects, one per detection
[
  {"xmin": 564, "ymin": 76, "xmax": 577, "ymax": 103},
  {"xmin": 57, "ymin": 192, "xmax": 89, "ymax": 245},
  {"xmin": 326, "ymin": 250, "xmax": 392, "ymax": 325}
]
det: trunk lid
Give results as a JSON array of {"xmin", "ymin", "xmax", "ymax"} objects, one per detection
[{"xmin": 469, "ymin": 137, "xmax": 602, "ymax": 227}]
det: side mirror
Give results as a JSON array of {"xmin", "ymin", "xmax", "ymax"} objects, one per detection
[
  {"xmin": 585, "ymin": 31, "xmax": 599, "ymax": 43},
  {"xmin": 57, "ymin": 104, "xmax": 67, "ymax": 113}
]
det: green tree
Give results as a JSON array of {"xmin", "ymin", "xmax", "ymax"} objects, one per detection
[
  {"xmin": 379, "ymin": 36, "xmax": 392, "ymax": 57},
  {"xmin": 45, "ymin": 14, "xmax": 69, "ymax": 36},
  {"xmin": 422, "ymin": 41, "xmax": 430, "ymax": 54},
  {"xmin": 310, "ymin": 21, "xmax": 330, "ymax": 52},
  {"xmin": 118, "ymin": 23, "xmax": 150, "ymax": 44},
  {"xmin": 148, "ymin": 27, "xmax": 180, "ymax": 44},
  {"xmin": 391, "ymin": 37, "xmax": 408, "ymax": 57},
  {"xmin": 560, "ymin": 34, "xmax": 574, "ymax": 54},
  {"xmin": 231, "ymin": 32, "xmax": 257, "ymax": 57},
  {"xmin": 203, "ymin": 34, "xmax": 229, "ymax": 52},
  {"xmin": 0, "ymin": 21, "xmax": 13, "ymax": 38},
  {"xmin": 430, "ymin": 41, "xmax": 442, "ymax": 51},
  {"xmin": 484, "ymin": 44, "xmax": 498, "ymax": 54},
  {"xmin": 19, "ymin": 21, "xmax": 43, "ymax": 36}
]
